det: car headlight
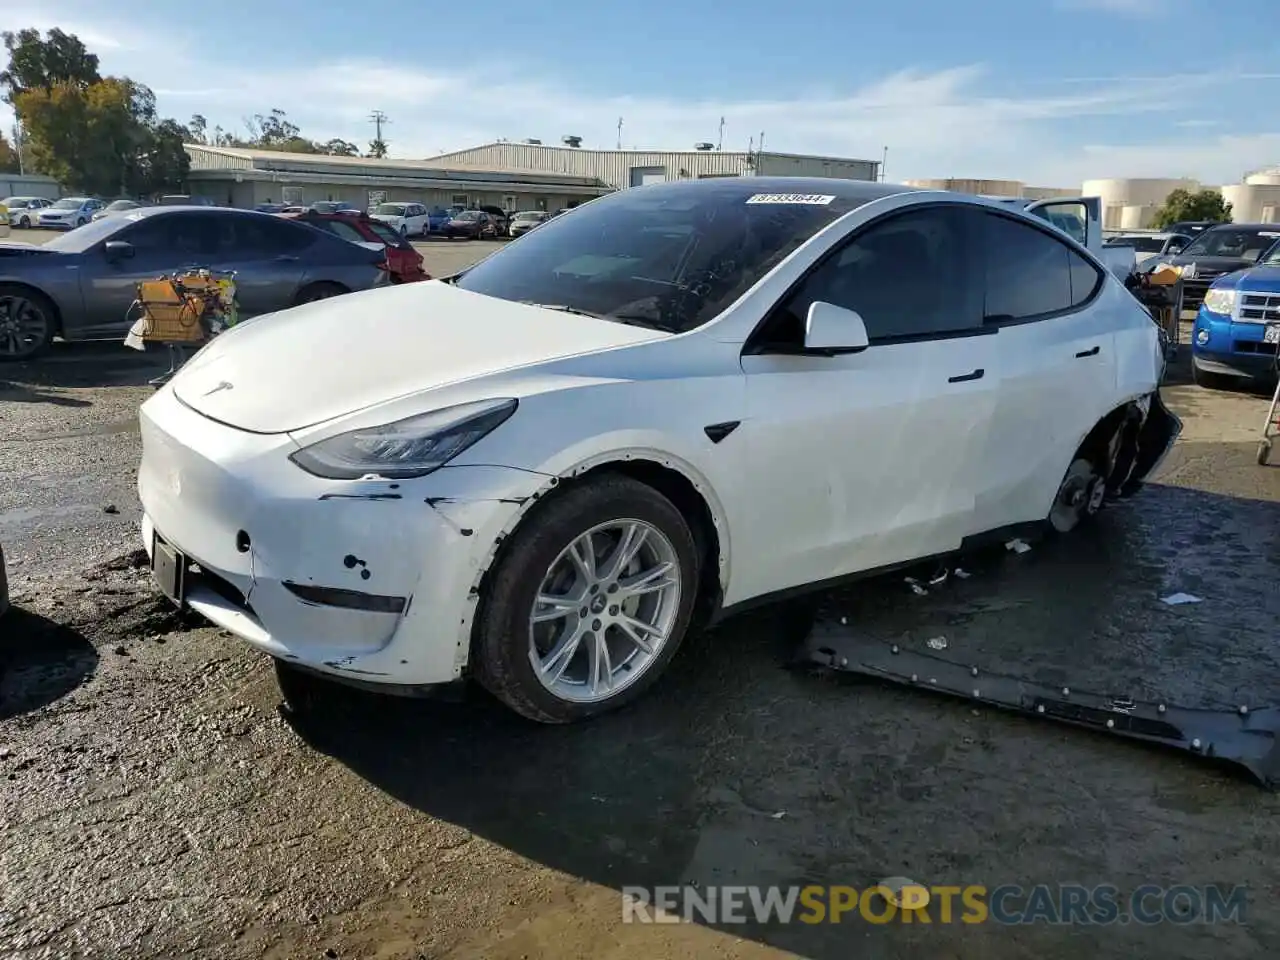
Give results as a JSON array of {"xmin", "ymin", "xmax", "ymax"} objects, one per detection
[
  {"xmin": 1202, "ymin": 288, "xmax": 1236, "ymax": 315},
  {"xmin": 289, "ymin": 398, "xmax": 518, "ymax": 480}
]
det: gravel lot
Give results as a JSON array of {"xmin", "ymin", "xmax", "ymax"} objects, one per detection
[{"xmin": 2, "ymin": 234, "xmax": 1280, "ymax": 959}]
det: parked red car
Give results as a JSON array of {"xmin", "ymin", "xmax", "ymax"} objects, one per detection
[{"xmin": 281, "ymin": 211, "xmax": 430, "ymax": 284}]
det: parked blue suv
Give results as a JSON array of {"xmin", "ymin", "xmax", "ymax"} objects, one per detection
[{"xmin": 1191, "ymin": 238, "xmax": 1280, "ymax": 388}]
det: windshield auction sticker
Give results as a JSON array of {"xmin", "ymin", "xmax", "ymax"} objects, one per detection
[{"xmin": 745, "ymin": 194, "xmax": 836, "ymax": 205}]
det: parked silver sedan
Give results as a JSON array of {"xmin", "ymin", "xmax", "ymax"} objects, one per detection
[{"xmin": 0, "ymin": 206, "xmax": 392, "ymax": 360}]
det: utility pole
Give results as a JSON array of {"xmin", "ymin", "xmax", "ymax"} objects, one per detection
[
  {"xmin": 617, "ymin": 117, "xmax": 623, "ymax": 150},
  {"xmin": 368, "ymin": 110, "xmax": 390, "ymax": 157},
  {"xmin": 717, "ymin": 116, "xmax": 725, "ymax": 151},
  {"xmin": 881, "ymin": 145, "xmax": 888, "ymax": 182}
]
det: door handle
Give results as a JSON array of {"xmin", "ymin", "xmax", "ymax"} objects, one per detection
[
  {"xmin": 947, "ymin": 368, "xmax": 984, "ymax": 383},
  {"xmin": 1075, "ymin": 345, "xmax": 1101, "ymax": 358}
]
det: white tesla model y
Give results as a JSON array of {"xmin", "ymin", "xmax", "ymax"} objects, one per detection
[{"xmin": 137, "ymin": 177, "xmax": 1179, "ymax": 723}]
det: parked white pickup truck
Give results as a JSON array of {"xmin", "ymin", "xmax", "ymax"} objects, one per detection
[{"xmin": 987, "ymin": 195, "xmax": 1135, "ymax": 283}]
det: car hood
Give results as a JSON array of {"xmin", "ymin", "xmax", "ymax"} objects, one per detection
[
  {"xmin": 1163, "ymin": 254, "xmax": 1254, "ymax": 276},
  {"xmin": 0, "ymin": 240, "xmax": 60, "ymax": 256},
  {"xmin": 170, "ymin": 281, "xmax": 668, "ymax": 434},
  {"xmin": 1217, "ymin": 264, "xmax": 1280, "ymax": 293}
]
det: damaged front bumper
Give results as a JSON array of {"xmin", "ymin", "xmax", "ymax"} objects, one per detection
[
  {"xmin": 801, "ymin": 626, "xmax": 1279, "ymax": 789},
  {"xmin": 137, "ymin": 386, "xmax": 548, "ymax": 688}
]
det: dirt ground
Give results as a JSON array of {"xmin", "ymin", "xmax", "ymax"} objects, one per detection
[{"xmin": 2, "ymin": 243, "xmax": 1279, "ymax": 959}]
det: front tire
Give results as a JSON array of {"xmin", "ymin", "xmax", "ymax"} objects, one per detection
[
  {"xmin": 472, "ymin": 474, "xmax": 701, "ymax": 723},
  {"xmin": 0, "ymin": 284, "xmax": 57, "ymax": 361},
  {"xmin": 1191, "ymin": 361, "xmax": 1232, "ymax": 390}
]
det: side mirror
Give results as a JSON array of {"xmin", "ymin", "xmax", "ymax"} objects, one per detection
[
  {"xmin": 103, "ymin": 240, "xmax": 134, "ymax": 261},
  {"xmin": 804, "ymin": 301, "xmax": 869, "ymax": 355}
]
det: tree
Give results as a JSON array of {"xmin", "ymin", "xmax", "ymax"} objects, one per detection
[
  {"xmin": 321, "ymin": 138, "xmax": 360, "ymax": 156},
  {"xmin": 12, "ymin": 57, "xmax": 189, "ymax": 196},
  {"xmin": 0, "ymin": 130, "xmax": 18, "ymax": 172},
  {"xmin": 367, "ymin": 137, "xmax": 388, "ymax": 159},
  {"xmin": 1153, "ymin": 188, "xmax": 1232, "ymax": 229},
  {"xmin": 1, "ymin": 28, "xmax": 99, "ymax": 102},
  {"xmin": 187, "ymin": 113, "xmax": 208, "ymax": 144}
]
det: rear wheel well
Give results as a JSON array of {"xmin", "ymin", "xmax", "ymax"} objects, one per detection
[{"xmin": 1075, "ymin": 401, "xmax": 1144, "ymax": 482}]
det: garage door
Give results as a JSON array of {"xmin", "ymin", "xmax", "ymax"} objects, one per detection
[{"xmin": 630, "ymin": 166, "xmax": 667, "ymax": 187}]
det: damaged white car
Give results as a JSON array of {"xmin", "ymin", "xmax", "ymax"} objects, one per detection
[{"xmin": 137, "ymin": 177, "xmax": 1179, "ymax": 723}]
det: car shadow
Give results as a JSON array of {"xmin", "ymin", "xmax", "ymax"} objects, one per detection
[
  {"xmin": 0, "ymin": 607, "xmax": 100, "ymax": 720},
  {"xmin": 0, "ymin": 379, "xmax": 92, "ymax": 406},
  {"xmin": 291, "ymin": 470, "xmax": 1280, "ymax": 958},
  {"xmin": 3, "ymin": 341, "xmax": 171, "ymax": 390}
]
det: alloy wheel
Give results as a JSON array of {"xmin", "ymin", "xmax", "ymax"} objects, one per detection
[
  {"xmin": 0, "ymin": 294, "xmax": 50, "ymax": 359},
  {"xmin": 528, "ymin": 519, "xmax": 682, "ymax": 703}
]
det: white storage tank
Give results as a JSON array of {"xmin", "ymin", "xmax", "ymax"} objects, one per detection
[{"xmin": 1082, "ymin": 178, "xmax": 1200, "ymax": 230}]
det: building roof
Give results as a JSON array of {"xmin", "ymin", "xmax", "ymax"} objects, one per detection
[
  {"xmin": 184, "ymin": 144, "xmax": 609, "ymax": 186},
  {"xmin": 427, "ymin": 140, "xmax": 878, "ymax": 167}
]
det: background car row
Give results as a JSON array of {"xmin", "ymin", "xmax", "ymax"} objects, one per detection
[{"xmin": 0, "ymin": 206, "xmax": 400, "ymax": 361}]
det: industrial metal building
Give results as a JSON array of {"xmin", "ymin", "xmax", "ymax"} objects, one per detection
[
  {"xmin": 903, "ymin": 178, "xmax": 1075, "ymax": 201},
  {"xmin": 183, "ymin": 145, "xmax": 614, "ymax": 212},
  {"xmin": 425, "ymin": 140, "xmax": 881, "ymax": 190}
]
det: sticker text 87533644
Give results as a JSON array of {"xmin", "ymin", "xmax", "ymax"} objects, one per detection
[{"xmin": 745, "ymin": 194, "xmax": 836, "ymax": 205}]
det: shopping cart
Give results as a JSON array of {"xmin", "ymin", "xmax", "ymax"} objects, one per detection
[
  {"xmin": 1131, "ymin": 262, "xmax": 1184, "ymax": 362},
  {"xmin": 123, "ymin": 269, "xmax": 238, "ymax": 385},
  {"xmin": 1258, "ymin": 347, "xmax": 1280, "ymax": 465}
]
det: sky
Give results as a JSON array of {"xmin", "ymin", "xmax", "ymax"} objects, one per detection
[{"xmin": 4, "ymin": 0, "xmax": 1280, "ymax": 188}]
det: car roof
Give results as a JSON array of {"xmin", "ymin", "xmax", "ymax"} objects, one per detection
[
  {"xmin": 1202, "ymin": 222, "xmax": 1279, "ymax": 231},
  {"xmin": 629, "ymin": 175, "xmax": 911, "ymax": 205}
]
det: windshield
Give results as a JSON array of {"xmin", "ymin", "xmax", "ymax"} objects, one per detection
[
  {"xmin": 42, "ymin": 213, "xmax": 136, "ymax": 252},
  {"xmin": 1125, "ymin": 237, "xmax": 1167, "ymax": 253},
  {"xmin": 105, "ymin": 200, "xmax": 138, "ymax": 211},
  {"xmin": 373, "ymin": 203, "xmax": 406, "ymax": 216},
  {"xmin": 3, "ymin": 197, "xmax": 31, "ymax": 207},
  {"xmin": 1181, "ymin": 227, "xmax": 1280, "ymax": 260},
  {"xmin": 428, "ymin": 207, "xmax": 449, "ymax": 216},
  {"xmin": 1259, "ymin": 240, "xmax": 1280, "ymax": 266},
  {"xmin": 50, "ymin": 198, "xmax": 83, "ymax": 210},
  {"xmin": 454, "ymin": 180, "xmax": 869, "ymax": 333},
  {"xmin": 513, "ymin": 212, "xmax": 543, "ymax": 221},
  {"xmin": 455, "ymin": 211, "xmax": 481, "ymax": 220}
]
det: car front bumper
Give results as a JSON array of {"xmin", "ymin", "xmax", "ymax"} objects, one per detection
[
  {"xmin": 1191, "ymin": 307, "xmax": 1279, "ymax": 379},
  {"xmin": 36, "ymin": 217, "xmax": 76, "ymax": 229},
  {"xmin": 137, "ymin": 386, "xmax": 547, "ymax": 688}
]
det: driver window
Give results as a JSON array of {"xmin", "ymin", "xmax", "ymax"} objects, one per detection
[{"xmin": 754, "ymin": 205, "xmax": 982, "ymax": 349}]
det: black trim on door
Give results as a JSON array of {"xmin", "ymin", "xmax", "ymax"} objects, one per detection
[
  {"xmin": 948, "ymin": 367, "xmax": 984, "ymax": 383},
  {"xmin": 1075, "ymin": 345, "xmax": 1101, "ymax": 358}
]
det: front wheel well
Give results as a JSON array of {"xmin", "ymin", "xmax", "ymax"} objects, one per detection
[
  {"xmin": 479, "ymin": 457, "xmax": 725, "ymax": 633},
  {"xmin": 0, "ymin": 281, "xmax": 63, "ymax": 335},
  {"xmin": 588, "ymin": 460, "xmax": 723, "ymax": 626}
]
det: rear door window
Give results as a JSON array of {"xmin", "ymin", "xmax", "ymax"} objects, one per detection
[
  {"xmin": 232, "ymin": 214, "xmax": 315, "ymax": 255},
  {"xmin": 983, "ymin": 213, "xmax": 1093, "ymax": 322}
]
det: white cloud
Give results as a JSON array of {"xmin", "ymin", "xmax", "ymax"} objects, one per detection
[
  {"xmin": 1053, "ymin": 0, "xmax": 1178, "ymax": 16},
  {"xmin": 2, "ymin": 3, "xmax": 1278, "ymax": 189}
]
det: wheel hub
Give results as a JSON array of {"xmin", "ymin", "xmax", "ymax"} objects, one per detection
[{"xmin": 528, "ymin": 519, "xmax": 681, "ymax": 704}]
